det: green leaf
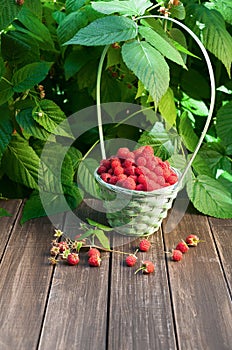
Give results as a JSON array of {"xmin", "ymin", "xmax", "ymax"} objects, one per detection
[
  {"xmin": 77, "ymin": 229, "xmax": 97, "ymax": 240},
  {"xmin": 0, "ymin": 0, "xmax": 22, "ymax": 30},
  {"xmin": 169, "ymin": 3, "xmax": 186, "ymax": 20},
  {"xmin": 205, "ymin": 0, "xmax": 232, "ymax": 25},
  {"xmin": 32, "ymin": 100, "xmax": 74, "ymax": 139},
  {"xmin": 57, "ymin": 11, "xmax": 88, "ymax": 44},
  {"xmin": 0, "ymin": 79, "xmax": 14, "ymax": 106},
  {"xmin": 78, "ymin": 158, "xmax": 101, "ymax": 198},
  {"xmin": 138, "ymin": 122, "xmax": 178, "ymax": 160},
  {"xmin": 185, "ymin": 3, "xmax": 232, "ymax": 76},
  {"xmin": 64, "ymin": 16, "xmax": 138, "ymax": 46},
  {"xmin": 180, "ymin": 68, "xmax": 211, "ymax": 99},
  {"xmin": 2, "ymin": 134, "xmax": 40, "ymax": 190},
  {"xmin": 16, "ymin": 108, "xmax": 51, "ymax": 141},
  {"xmin": 216, "ymin": 101, "xmax": 232, "ymax": 147},
  {"xmin": 18, "ymin": 7, "xmax": 55, "ymax": 50},
  {"xmin": 66, "ymin": 0, "xmax": 88, "ymax": 13},
  {"xmin": 122, "ymin": 40, "xmax": 169, "ymax": 105},
  {"xmin": 0, "ymin": 107, "xmax": 14, "ymax": 160},
  {"xmin": 87, "ymin": 218, "xmax": 113, "ymax": 231},
  {"xmin": 139, "ymin": 26, "xmax": 186, "ymax": 68},
  {"xmin": 12, "ymin": 62, "xmax": 53, "ymax": 92},
  {"xmin": 181, "ymin": 92, "xmax": 208, "ymax": 116},
  {"xmin": 92, "ymin": 0, "xmax": 152, "ymax": 16},
  {"xmin": 158, "ymin": 87, "xmax": 177, "ymax": 126},
  {"xmin": 24, "ymin": 0, "xmax": 42, "ymax": 19},
  {"xmin": 64, "ymin": 47, "xmax": 93, "ymax": 80},
  {"xmin": 95, "ymin": 229, "xmax": 110, "ymax": 250},
  {"xmin": 217, "ymin": 171, "xmax": 232, "ymax": 194},
  {"xmin": 192, "ymin": 143, "xmax": 231, "ymax": 177},
  {"xmin": 187, "ymin": 174, "xmax": 232, "ymax": 219},
  {"xmin": 0, "ymin": 208, "xmax": 12, "ymax": 217},
  {"xmin": 179, "ymin": 111, "xmax": 199, "ymax": 152}
]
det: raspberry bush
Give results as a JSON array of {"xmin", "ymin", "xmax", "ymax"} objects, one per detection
[{"xmin": 0, "ymin": 0, "xmax": 231, "ymax": 221}]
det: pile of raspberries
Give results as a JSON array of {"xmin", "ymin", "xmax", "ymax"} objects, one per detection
[{"xmin": 97, "ymin": 145, "xmax": 178, "ymax": 191}]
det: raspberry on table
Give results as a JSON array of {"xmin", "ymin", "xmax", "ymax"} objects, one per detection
[
  {"xmin": 139, "ymin": 239, "xmax": 151, "ymax": 252},
  {"xmin": 125, "ymin": 254, "xmax": 137, "ymax": 267}
]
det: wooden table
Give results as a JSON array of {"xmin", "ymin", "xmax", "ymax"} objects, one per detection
[{"xmin": 0, "ymin": 199, "xmax": 231, "ymax": 350}]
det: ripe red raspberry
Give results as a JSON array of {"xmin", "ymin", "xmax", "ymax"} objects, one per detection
[
  {"xmin": 100, "ymin": 159, "xmax": 111, "ymax": 169},
  {"xmin": 136, "ymin": 184, "xmax": 146, "ymax": 191},
  {"xmin": 127, "ymin": 152, "xmax": 135, "ymax": 160},
  {"xmin": 147, "ymin": 180, "xmax": 160, "ymax": 191},
  {"xmin": 135, "ymin": 167, "xmax": 144, "ymax": 176},
  {"xmin": 137, "ymin": 174, "xmax": 147, "ymax": 187},
  {"xmin": 101, "ymin": 173, "xmax": 111, "ymax": 183},
  {"xmin": 120, "ymin": 177, "xmax": 136, "ymax": 190},
  {"xmin": 125, "ymin": 254, "xmax": 137, "ymax": 267},
  {"xmin": 117, "ymin": 173, "xmax": 127, "ymax": 181},
  {"xmin": 114, "ymin": 166, "xmax": 124, "ymax": 176},
  {"xmin": 167, "ymin": 174, "xmax": 178, "ymax": 185},
  {"xmin": 139, "ymin": 239, "xmax": 151, "ymax": 252},
  {"xmin": 185, "ymin": 234, "xmax": 200, "ymax": 246},
  {"xmin": 97, "ymin": 165, "xmax": 107, "ymax": 174},
  {"xmin": 124, "ymin": 166, "xmax": 135, "ymax": 176},
  {"xmin": 58, "ymin": 241, "xmax": 69, "ymax": 253},
  {"xmin": 116, "ymin": 147, "xmax": 130, "ymax": 158},
  {"xmin": 163, "ymin": 168, "xmax": 171, "ymax": 181},
  {"xmin": 67, "ymin": 253, "xmax": 80, "ymax": 266},
  {"xmin": 88, "ymin": 248, "xmax": 101, "ymax": 257},
  {"xmin": 171, "ymin": 249, "xmax": 183, "ymax": 261},
  {"xmin": 154, "ymin": 166, "xmax": 163, "ymax": 176},
  {"xmin": 156, "ymin": 175, "xmax": 165, "ymax": 186},
  {"xmin": 136, "ymin": 156, "xmax": 146, "ymax": 166},
  {"xmin": 123, "ymin": 159, "xmax": 133, "ymax": 168},
  {"xmin": 88, "ymin": 255, "xmax": 101, "ymax": 267},
  {"xmin": 109, "ymin": 176, "xmax": 118, "ymax": 185},
  {"xmin": 111, "ymin": 159, "xmax": 121, "ymax": 168},
  {"xmin": 135, "ymin": 260, "xmax": 155, "ymax": 274},
  {"xmin": 175, "ymin": 241, "xmax": 189, "ymax": 253},
  {"xmin": 142, "ymin": 145, "xmax": 154, "ymax": 155}
]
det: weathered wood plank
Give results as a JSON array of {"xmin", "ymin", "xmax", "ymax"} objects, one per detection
[
  {"xmin": 208, "ymin": 217, "xmax": 232, "ymax": 292},
  {"xmin": 0, "ymin": 206, "xmax": 56, "ymax": 350},
  {"xmin": 0, "ymin": 199, "xmax": 22, "ymax": 258},
  {"xmin": 38, "ymin": 201, "xmax": 110, "ymax": 350},
  {"xmin": 163, "ymin": 206, "xmax": 232, "ymax": 350},
  {"xmin": 107, "ymin": 231, "xmax": 177, "ymax": 350}
]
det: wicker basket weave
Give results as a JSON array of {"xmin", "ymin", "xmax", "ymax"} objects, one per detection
[{"xmin": 94, "ymin": 168, "xmax": 181, "ymax": 236}]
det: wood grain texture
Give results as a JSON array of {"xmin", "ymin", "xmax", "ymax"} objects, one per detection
[
  {"xmin": 208, "ymin": 217, "xmax": 232, "ymax": 292},
  {"xmin": 38, "ymin": 202, "xmax": 110, "ymax": 350},
  {"xmin": 163, "ymin": 206, "xmax": 232, "ymax": 350},
  {"xmin": 108, "ymin": 232, "xmax": 177, "ymax": 350},
  {"xmin": 0, "ymin": 199, "xmax": 22, "ymax": 257},
  {"xmin": 0, "ymin": 209, "xmax": 56, "ymax": 350}
]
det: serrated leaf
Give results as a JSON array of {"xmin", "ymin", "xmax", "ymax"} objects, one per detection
[
  {"xmin": 122, "ymin": 40, "xmax": 169, "ymax": 105},
  {"xmin": 18, "ymin": 7, "xmax": 54, "ymax": 50},
  {"xmin": 78, "ymin": 158, "xmax": 101, "ymax": 198},
  {"xmin": 16, "ymin": 108, "xmax": 51, "ymax": 141},
  {"xmin": 0, "ymin": 0, "xmax": 22, "ymax": 30},
  {"xmin": 139, "ymin": 26, "xmax": 186, "ymax": 68},
  {"xmin": 95, "ymin": 229, "xmax": 110, "ymax": 249},
  {"xmin": 218, "ymin": 171, "xmax": 232, "ymax": 194},
  {"xmin": 92, "ymin": 0, "xmax": 152, "ymax": 16},
  {"xmin": 187, "ymin": 174, "xmax": 232, "ymax": 219},
  {"xmin": 179, "ymin": 111, "xmax": 199, "ymax": 152},
  {"xmin": 67, "ymin": 147, "xmax": 82, "ymax": 172},
  {"xmin": 12, "ymin": 62, "xmax": 53, "ymax": 93},
  {"xmin": 0, "ymin": 107, "xmax": 13, "ymax": 160},
  {"xmin": 185, "ymin": 3, "xmax": 232, "ymax": 76},
  {"xmin": 216, "ymin": 101, "xmax": 232, "ymax": 147},
  {"xmin": 66, "ymin": 0, "xmax": 87, "ymax": 13},
  {"xmin": 64, "ymin": 48, "xmax": 92, "ymax": 80},
  {"xmin": 158, "ymin": 87, "xmax": 177, "ymax": 126},
  {"xmin": 192, "ymin": 143, "xmax": 231, "ymax": 177},
  {"xmin": 0, "ymin": 208, "xmax": 12, "ymax": 217},
  {"xmin": 206, "ymin": 0, "xmax": 232, "ymax": 25},
  {"xmin": 57, "ymin": 11, "xmax": 88, "ymax": 44},
  {"xmin": 24, "ymin": 0, "xmax": 42, "ymax": 19},
  {"xmin": 32, "ymin": 100, "xmax": 74, "ymax": 139},
  {"xmin": 87, "ymin": 218, "xmax": 113, "ymax": 231},
  {"xmin": 64, "ymin": 16, "xmax": 138, "ymax": 46},
  {"xmin": 2, "ymin": 134, "xmax": 40, "ymax": 190}
]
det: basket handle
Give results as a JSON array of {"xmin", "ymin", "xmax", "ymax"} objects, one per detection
[{"xmin": 96, "ymin": 15, "xmax": 216, "ymax": 186}]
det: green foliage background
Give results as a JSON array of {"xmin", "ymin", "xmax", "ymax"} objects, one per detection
[{"xmin": 0, "ymin": 0, "xmax": 231, "ymax": 221}]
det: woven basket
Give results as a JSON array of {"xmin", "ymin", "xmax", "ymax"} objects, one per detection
[
  {"xmin": 94, "ymin": 15, "xmax": 216, "ymax": 237},
  {"xmin": 95, "ymin": 168, "xmax": 181, "ymax": 236}
]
